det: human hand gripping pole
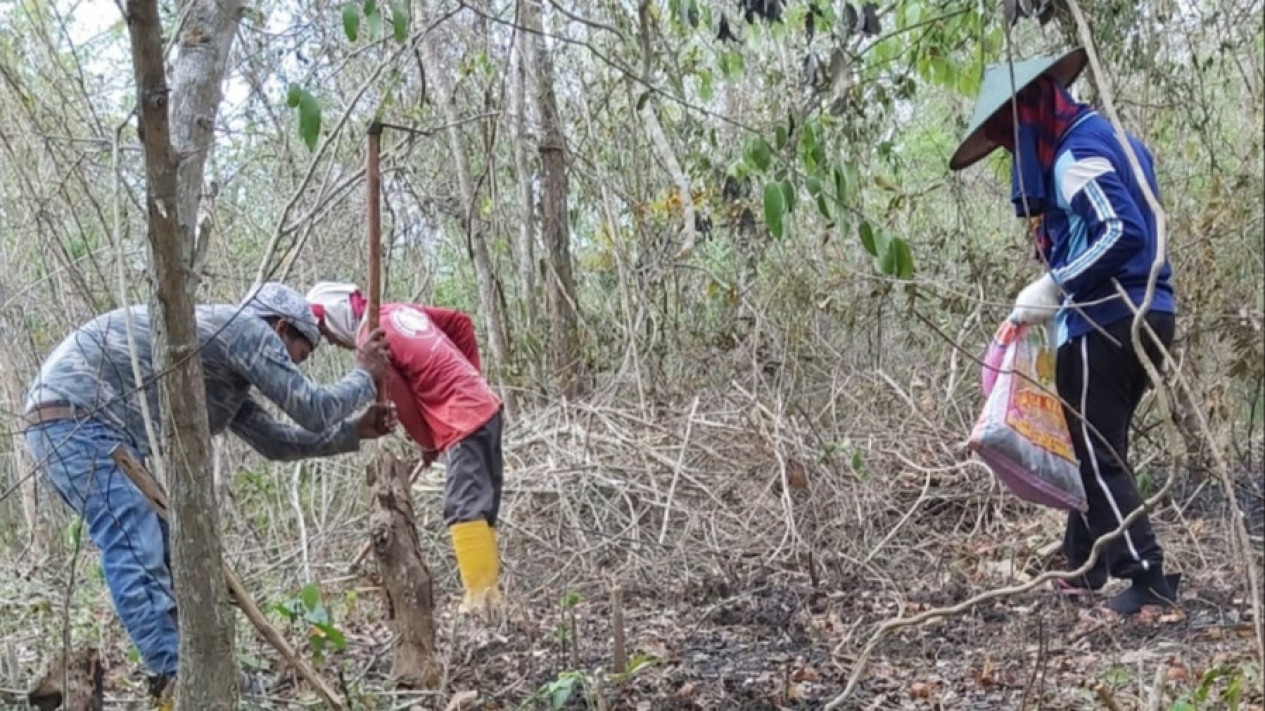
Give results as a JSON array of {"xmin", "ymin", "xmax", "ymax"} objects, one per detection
[
  {"xmin": 355, "ymin": 328, "xmax": 391, "ymax": 381},
  {"xmin": 355, "ymin": 400, "xmax": 398, "ymax": 440}
]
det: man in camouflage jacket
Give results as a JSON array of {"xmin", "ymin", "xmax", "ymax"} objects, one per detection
[{"xmin": 20, "ymin": 282, "xmax": 396, "ymax": 686}]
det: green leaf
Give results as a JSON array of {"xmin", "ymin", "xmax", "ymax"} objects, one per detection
[
  {"xmin": 698, "ymin": 71, "xmax": 713, "ymax": 102},
  {"xmin": 805, "ymin": 175, "xmax": 822, "ymax": 198},
  {"xmin": 905, "ymin": 1, "xmax": 922, "ymax": 26},
  {"xmin": 626, "ymin": 653, "xmax": 660, "ymax": 673},
  {"xmin": 317, "ymin": 622, "xmax": 347, "ymax": 650},
  {"xmin": 390, "ymin": 0, "xmax": 408, "ymax": 42},
  {"xmin": 300, "ymin": 583, "xmax": 321, "ymax": 612},
  {"xmin": 306, "ymin": 602, "xmax": 332, "ymax": 626},
  {"xmin": 880, "ymin": 235, "xmax": 910, "ymax": 277},
  {"xmin": 66, "ymin": 518, "xmax": 82, "ymax": 547},
  {"xmin": 364, "ymin": 0, "xmax": 383, "ymax": 39},
  {"xmin": 859, "ymin": 220, "xmax": 877, "ymax": 257},
  {"xmin": 879, "ymin": 236, "xmax": 914, "ymax": 279},
  {"xmin": 286, "ymin": 83, "xmax": 301, "ymax": 108},
  {"xmin": 779, "ymin": 180, "xmax": 795, "ymax": 213},
  {"xmin": 746, "ymin": 136, "xmax": 772, "ymax": 172},
  {"xmin": 549, "ymin": 676, "xmax": 577, "ymax": 710},
  {"xmin": 1195, "ymin": 666, "xmax": 1232, "ymax": 702},
  {"xmin": 801, "ymin": 120, "xmax": 816, "ymax": 147},
  {"xmin": 800, "ymin": 123, "xmax": 822, "ymax": 169},
  {"xmin": 763, "ymin": 182, "xmax": 785, "ymax": 238},
  {"xmin": 832, "ymin": 165, "xmax": 848, "ymax": 205},
  {"xmin": 341, "ymin": 3, "xmax": 360, "ymax": 41},
  {"xmin": 816, "ymin": 194, "xmax": 831, "ymax": 220},
  {"xmin": 774, "ymin": 126, "xmax": 787, "ymax": 150},
  {"xmin": 811, "ymin": 143, "xmax": 827, "ymax": 169},
  {"xmin": 298, "ymin": 89, "xmax": 321, "ymax": 151}
]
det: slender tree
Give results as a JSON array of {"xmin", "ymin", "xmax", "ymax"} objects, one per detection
[{"xmin": 124, "ymin": 0, "xmax": 244, "ymax": 704}]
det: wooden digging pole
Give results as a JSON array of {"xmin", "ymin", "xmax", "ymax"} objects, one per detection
[
  {"xmin": 362, "ymin": 122, "xmax": 438, "ymax": 688},
  {"xmin": 109, "ymin": 447, "xmax": 346, "ymax": 711},
  {"xmin": 366, "ymin": 120, "xmax": 384, "ymax": 400}
]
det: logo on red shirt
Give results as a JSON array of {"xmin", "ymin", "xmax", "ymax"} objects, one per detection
[{"xmin": 390, "ymin": 308, "xmax": 433, "ymax": 338}]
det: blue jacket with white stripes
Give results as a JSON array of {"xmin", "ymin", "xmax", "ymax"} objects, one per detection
[{"xmin": 1042, "ymin": 112, "xmax": 1175, "ymax": 346}]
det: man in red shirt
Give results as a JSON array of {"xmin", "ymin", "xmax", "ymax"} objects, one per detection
[{"xmin": 306, "ymin": 282, "xmax": 505, "ymax": 615}]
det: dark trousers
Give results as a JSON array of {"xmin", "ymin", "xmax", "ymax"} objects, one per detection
[
  {"xmin": 1056, "ymin": 311, "xmax": 1175, "ymax": 584},
  {"xmin": 442, "ymin": 408, "xmax": 505, "ymax": 527}
]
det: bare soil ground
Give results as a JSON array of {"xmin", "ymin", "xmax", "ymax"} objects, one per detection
[
  {"xmin": 2, "ymin": 401, "xmax": 1261, "ymax": 710},
  {"xmin": 6, "ymin": 523, "xmax": 1256, "ymax": 710}
]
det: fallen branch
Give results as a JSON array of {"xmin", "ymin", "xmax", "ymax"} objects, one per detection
[
  {"xmin": 110, "ymin": 447, "xmax": 347, "ymax": 711},
  {"xmin": 658, "ymin": 395, "xmax": 699, "ymax": 546},
  {"xmin": 1146, "ymin": 663, "xmax": 1166, "ymax": 711}
]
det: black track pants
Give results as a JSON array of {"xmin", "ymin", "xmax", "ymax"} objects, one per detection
[
  {"xmin": 442, "ymin": 408, "xmax": 505, "ymax": 528},
  {"xmin": 1056, "ymin": 311, "xmax": 1175, "ymax": 584}
]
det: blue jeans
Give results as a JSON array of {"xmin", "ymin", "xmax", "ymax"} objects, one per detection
[{"xmin": 24, "ymin": 417, "xmax": 179, "ymax": 676}]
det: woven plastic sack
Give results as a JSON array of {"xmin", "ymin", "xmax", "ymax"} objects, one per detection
[{"xmin": 969, "ymin": 321, "xmax": 1087, "ymax": 512}]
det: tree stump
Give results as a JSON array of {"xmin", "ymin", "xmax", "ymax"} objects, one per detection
[
  {"xmin": 27, "ymin": 647, "xmax": 104, "ymax": 711},
  {"xmin": 367, "ymin": 453, "xmax": 439, "ymax": 688}
]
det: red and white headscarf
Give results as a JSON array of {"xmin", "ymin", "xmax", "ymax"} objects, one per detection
[{"xmin": 306, "ymin": 281, "xmax": 366, "ymax": 345}]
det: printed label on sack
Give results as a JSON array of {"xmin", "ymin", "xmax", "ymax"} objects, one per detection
[{"xmin": 1003, "ymin": 333, "xmax": 1077, "ymax": 463}]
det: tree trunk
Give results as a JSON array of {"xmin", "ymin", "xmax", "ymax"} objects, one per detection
[
  {"xmin": 124, "ymin": 0, "xmax": 241, "ymax": 705},
  {"xmin": 510, "ymin": 14, "xmax": 538, "ymax": 328},
  {"xmin": 524, "ymin": 0, "xmax": 579, "ymax": 395},
  {"xmin": 367, "ymin": 454, "xmax": 438, "ymax": 688},
  {"xmin": 169, "ymin": 0, "xmax": 243, "ymax": 298},
  {"xmin": 415, "ymin": 2, "xmax": 515, "ymax": 417}
]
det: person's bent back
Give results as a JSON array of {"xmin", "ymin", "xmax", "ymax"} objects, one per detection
[
  {"xmin": 26, "ymin": 294, "xmax": 379, "ymax": 459},
  {"xmin": 19, "ymin": 282, "xmax": 393, "ymax": 693}
]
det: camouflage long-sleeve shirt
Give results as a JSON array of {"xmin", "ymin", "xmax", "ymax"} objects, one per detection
[{"xmin": 24, "ymin": 304, "xmax": 376, "ymax": 461}]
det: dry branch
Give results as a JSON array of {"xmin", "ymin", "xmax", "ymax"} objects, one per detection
[
  {"xmin": 109, "ymin": 447, "xmax": 347, "ymax": 711},
  {"xmin": 611, "ymin": 584, "xmax": 626, "ymax": 675},
  {"xmin": 1095, "ymin": 682, "xmax": 1124, "ymax": 711}
]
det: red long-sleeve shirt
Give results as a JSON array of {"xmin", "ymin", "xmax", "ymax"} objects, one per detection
[{"xmin": 360, "ymin": 303, "xmax": 501, "ymax": 453}]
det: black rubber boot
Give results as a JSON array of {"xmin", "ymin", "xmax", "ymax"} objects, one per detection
[
  {"xmin": 147, "ymin": 671, "xmax": 269, "ymax": 699},
  {"xmin": 147, "ymin": 674, "xmax": 173, "ymax": 699},
  {"xmin": 1107, "ymin": 571, "xmax": 1182, "ymax": 615}
]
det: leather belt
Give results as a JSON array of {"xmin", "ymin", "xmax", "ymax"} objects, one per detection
[{"xmin": 22, "ymin": 403, "xmax": 80, "ymax": 429}]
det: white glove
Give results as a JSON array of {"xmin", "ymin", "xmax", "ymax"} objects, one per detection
[{"xmin": 1008, "ymin": 272, "xmax": 1061, "ymax": 325}]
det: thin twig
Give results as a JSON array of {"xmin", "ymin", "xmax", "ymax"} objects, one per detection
[
  {"xmin": 1095, "ymin": 682, "xmax": 1124, "ymax": 711},
  {"xmin": 658, "ymin": 395, "xmax": 699, "ymax": 546}
]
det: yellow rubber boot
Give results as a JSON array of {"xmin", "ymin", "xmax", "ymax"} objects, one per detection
[{"xmin": 449, "ymin": 519, "xmax": 502, "ymax": 616}]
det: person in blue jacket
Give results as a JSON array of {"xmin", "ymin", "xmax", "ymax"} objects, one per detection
[{"xmin": 950, "ymin": 48, "xmax": 1181, "ymax": 615}]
